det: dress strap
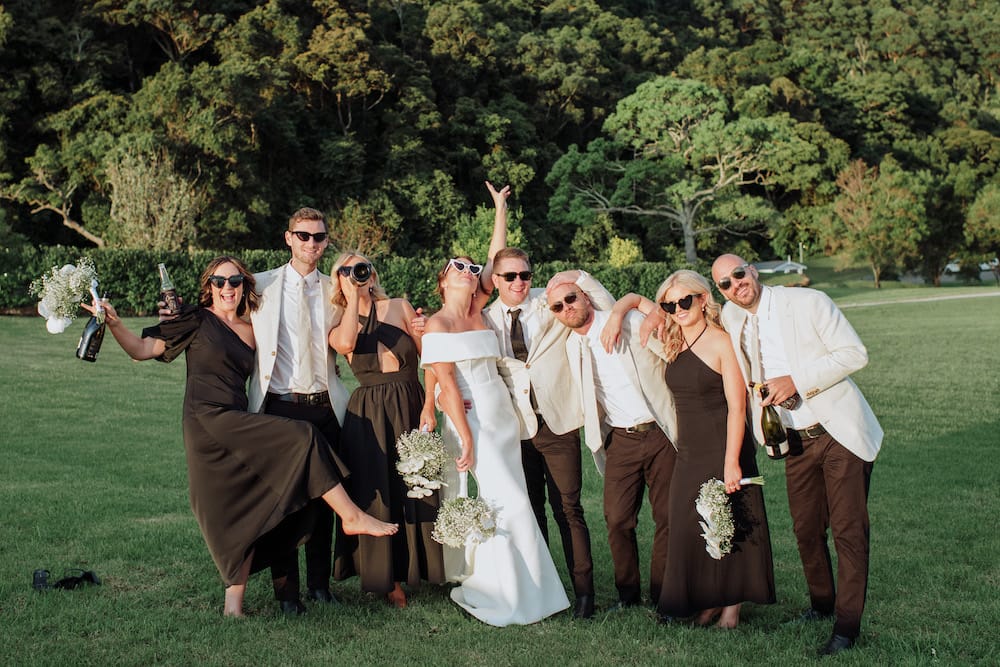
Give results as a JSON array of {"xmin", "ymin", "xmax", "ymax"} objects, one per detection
[{"xmin": 683, "ymin": 324, "xmax": 709, "ymax": 350}]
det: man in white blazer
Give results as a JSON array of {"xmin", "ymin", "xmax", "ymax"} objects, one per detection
[
  {"xmin": 712, "ymin": 253, "xmax": 883, "ymax": 656},
  {"xmin": 483, "ymin": 248, "xmax": 613, "ymax": 619},
  {"xmin": 248, "ymin": 207, "xmax": 350, "ymax": 614},
  {"xmin": 548, "ymin": 278, "xmax": 677, "ymax": 610}
]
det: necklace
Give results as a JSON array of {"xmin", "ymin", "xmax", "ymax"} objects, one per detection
[{"xmin": 683, "ymin": 324, "xmax": 709, "ymax": 350}]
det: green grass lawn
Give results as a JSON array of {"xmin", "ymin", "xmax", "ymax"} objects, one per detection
[{"xmin": 2, "ymin": 284, "xmax": 999, "ymax": 666}]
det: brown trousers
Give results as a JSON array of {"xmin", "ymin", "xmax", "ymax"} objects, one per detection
[
  {"xmin": 785, "ymin": 430, "xmax": 873, "ymax": 638},
  {"xmin": 521, "ymin": 419, "xmax": 594, "ymax": 597},
  {"xmin": 265, "ymin": 397, "xmax": 342, "ymax": 601},
  {"xmin": 603, "ymin": 426, "xmax": 676, "ymax": 604}
]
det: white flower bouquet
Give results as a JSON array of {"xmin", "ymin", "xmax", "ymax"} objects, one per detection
[
  {"xmin": 432, "ymin": 472, "xmax": 497, "ymax": 549},
  {"xmin": 696, "ymin": 476, "xmax": 764, "ymax": 560},
  {"xmin": 395, "ymin": 428, "xmax": 449, "ymax": 499},
  {"xmin": 29, "ymin": 258, "xmax": 100, "ymax": 334}
]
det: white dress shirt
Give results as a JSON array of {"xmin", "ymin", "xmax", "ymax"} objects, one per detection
[
  {"xmin": 583, "ymin": 310, "xmax": 656, "ymax": 429},
  {"xmin": 271, "ymin": 264, "xmax": 326, "ymax": 394},
  {"xmin": 749, "ymin": 286, "xmax": 820, "ymax": 429}
]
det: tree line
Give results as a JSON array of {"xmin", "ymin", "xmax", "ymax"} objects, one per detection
[{"xmin": 0, "ymin": 1, "xmax": 998, "ymax": 286}]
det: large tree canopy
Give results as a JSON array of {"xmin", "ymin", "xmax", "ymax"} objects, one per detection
[{"xmin": 0, "ymin": 0, "xmax": 997, "ymax": 282}]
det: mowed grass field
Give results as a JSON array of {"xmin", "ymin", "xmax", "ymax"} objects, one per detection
[{"xmin": 1, "ymin": 284, "xmax": 998, "ymax": 666}]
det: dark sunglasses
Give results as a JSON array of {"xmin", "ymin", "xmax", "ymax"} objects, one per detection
[
  {"xmin": 549, "ymin": 292, "xmax": 580, "ymax": 313},
  {"xmin": 716, "ymin": 264, "xmax": 750, "ymax": 291},
  {"xmin": 291, "ymin": 230, "xmax": 328, "ymax": 242},
  {"xmin": 660, "ymin": 293, "xmax": 699, "ymax": 314},
  {"xmin": 448, "ymin": 259, "xmax": 483, "ymax": 276},
  {"xmin": 208, "ymin": 274, "xmax": 245, "ymax": 289},
  {"xmin": 496, "ymin": 271, "xmax": 533, "ymax": 282}
]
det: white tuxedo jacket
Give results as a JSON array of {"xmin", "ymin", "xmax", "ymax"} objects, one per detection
[
  {"xmin": 720, "ymin": 286, "xmax": 882, "ymax": 462},
  {"xmin": 564, "ymin": 311, "xmax": 677, "ymax": 473},
  {"xmin": 247, "ymin": 265, "xmax": 349, "ymax": 424},
  {"xmin": 484, "ymin": 271, "xmax": 614, "ymax": 440}
]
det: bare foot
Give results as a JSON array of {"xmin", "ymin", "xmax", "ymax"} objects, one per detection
[
  {"xmin": 694, "ymin": 607, "xmax": 722, "ymax": 626},
  {"xmin": 223, "ymin": 586, "xmax": 246, "ymax": 617},
  {"xmin": 387, "ymin": 583, "xmax": 407, "ymax": 609},
  {"xmin": 341, "ymin": 511, "xmax": 398, "ymax": 536},
  {"xmin": 716, "ymin": 604, "xmax": 741, "ymax": 629}
]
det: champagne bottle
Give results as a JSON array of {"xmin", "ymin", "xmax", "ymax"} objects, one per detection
[
  {"xmin": 76, "ymin": 282, "xmax": 106, "ymax": 363},
  {"xmin": 759, "ymin": 385, "xmax": 790, "ymax": 459},
  {"xmin": 158, "ymin": 263, "xmax": 180, "ymax": 314}
]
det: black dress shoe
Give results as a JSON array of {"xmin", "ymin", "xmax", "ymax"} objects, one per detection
[
  {"xmin": 572, "ymin": 595, "xmax": 595, "ymax": 619},
  {"xmin": 279, "ymin": 599, "xmax": 307, "ymax": 616},
  {"xmin": 819, "ymin": 634, "xmax": 856, "ymax": 656},
  {"xmin": 306, "ymin": 588, "xmax": 341, "ymax": 605}
]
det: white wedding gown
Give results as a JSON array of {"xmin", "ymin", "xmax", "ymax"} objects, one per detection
[{"xmin": 422, "ymin": 330, "xmax": 570, "ymax": 626}]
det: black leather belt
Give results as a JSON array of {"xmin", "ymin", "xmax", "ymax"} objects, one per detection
[
  {"xmin": 620, "ymin": 421, "xmax": 656, "ymax": 434},
  {"xmin": 791, "ymin": 423, "xmax": 826, "ymax": 439},
  {"xmin": 267, "ymin": 391, "xmax": 329, "ymax": 407}
]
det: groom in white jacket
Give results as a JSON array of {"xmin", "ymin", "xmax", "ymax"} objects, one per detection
[{"xmin": 483, "ymin": 249, "xmax": 614, "ymax": 619}]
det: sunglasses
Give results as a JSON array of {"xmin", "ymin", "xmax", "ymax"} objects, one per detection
[
  {"xmin": 549, "ymin": 292, "xmax": 580, "ymax": 313},
  {"xmin": 659, "ymin": 293, "xmax": 699, "ymax": 314},
  {"xmin": 208, "ymin": 274, "xmax": 245, "ymax": 289},
  {"xmin": 448, "ymin": 259, "xmax": 483, "ymax": 276},
  {"xmin": 291, "ymin": 230, "xmax": 328, "ymax": 242},
  {"xmin": 496, "ymin": 271, "xmax": 533, "ymax": 282},
  {"xmin": 716, "ymin": 264, "xmax": 750, "ymax": 291}
]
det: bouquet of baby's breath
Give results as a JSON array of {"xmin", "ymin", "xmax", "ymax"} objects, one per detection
[
  {"xmin": 395, "ymin": 428, "xmax": 449, "ymax": 499},
  {"xmin": 29, "ymin": 258, "xmax": 99, "ymax": 334},
  {"xmin": 696, "ymin": 476, "xmax": 764, "ymax": 560},
  {"xmin": 432, "ymin": 472, "xmax": 496, "ymax": 549}
]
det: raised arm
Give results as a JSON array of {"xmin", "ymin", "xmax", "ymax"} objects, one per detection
[
  {"xmin": 83, "ymin": 301, "xmax": 166, "ymax": 361},
  {"xmin": 475, "ymin": 180, "xmax": 511, "ymax": 310},
  {"xmin": 599, "ymin": 292, "xmax": 661, "ymax": 353},
  {"xmin": 328, "ymin": 279, "xmax": 362, "ymax": 356}
]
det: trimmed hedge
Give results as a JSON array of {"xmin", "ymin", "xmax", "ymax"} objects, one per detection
[{"xmin": 1, "ymin": 245, "xmax": 679, "ymax": 315}]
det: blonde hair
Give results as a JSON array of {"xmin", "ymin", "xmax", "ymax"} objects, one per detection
[
  {"xmin": 329, "ymin": 251, "xmax": 388, "ymax": 308},
  {"xmin": 654, "ymin": 270, "xmax": 723, "ymax": 363}
]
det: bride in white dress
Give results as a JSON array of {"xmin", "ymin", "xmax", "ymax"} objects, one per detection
[{"xmin": 419, "ymin": 182, "xmax": 569, "ymax": 626}]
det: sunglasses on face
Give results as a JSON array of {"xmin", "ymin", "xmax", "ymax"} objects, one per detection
[
  {"xmin": 496, "ymin": 271, "xmax": 533, "ymax": 282},
  {"xmin": 549, "ymin": 292, "xmax": 580, "ymax": 313},
  {"xmin": 291, "ymin": 231, "xmax": 328, "ymax": 243},
  {"xmin": 448, "ymin": 259, "xmax": 483, "ymax": 276},
  {"xmin": 208, "ymin": 274, "xmax": 245, "ymax": 289},
  {"xmin": 716, "ymin": 264, "xmax": 750, "ymax": 291},
  {"xmin": 659, "ymin": 293, "xmax": 699, "ymax": 314}
]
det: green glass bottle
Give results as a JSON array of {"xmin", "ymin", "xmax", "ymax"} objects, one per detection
[{"xmin": 760, "ymin": 385, "xmax": 790, "ymax": 459}]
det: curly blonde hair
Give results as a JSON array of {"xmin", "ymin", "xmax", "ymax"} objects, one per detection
[
  {"xmin": 654, "ymin": 270, "xmax": 723, "ymax": 363},
  {"xmin": 329, "ymin": 251, "xmax": 388, "ymax": 308}
]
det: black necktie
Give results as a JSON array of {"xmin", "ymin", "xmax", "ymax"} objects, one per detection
[{"xmin": 509, "ymin": 309, "xmax": 528, "ymax": 362}]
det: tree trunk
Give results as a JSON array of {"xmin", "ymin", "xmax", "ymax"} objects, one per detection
[{"xmin": 681, "ymin": 212, "xmax": 698, "ymax": 264}]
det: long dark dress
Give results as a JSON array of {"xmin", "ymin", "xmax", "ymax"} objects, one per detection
[
  {"xmin": 143, "ymin": 308, "xmax": 347, "ymax": 586},
  {"xmin": 657, "ymin": 348, "xmax": 776, "ymax": 618},
  {"xmin": 333, "ymin": 303, "xmax": 445, "ymax": 592}
]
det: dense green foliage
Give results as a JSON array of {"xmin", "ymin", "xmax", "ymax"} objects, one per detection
[
  {"xmin": 0, "ymin": 245, "xmax": 676, "ymax": 313},
  {"xmin": 1, "ymin": 1, "xmax": 999, "ymax": 281}
]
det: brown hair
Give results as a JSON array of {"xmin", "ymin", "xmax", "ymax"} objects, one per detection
[
  {"xmin": 436, "ymin": 256, "xmax": 476, "ymax": 303},
  {"xmin": 197, "ymin": 256, "xmax": 260, "ymax": 316},
  {"xmin": 654, "ymin": 270, "xmax": 722, "ymax": 363},
  {"xmin": 288, "ymin": 207, "xmax": 326, "ymax": 231},
  {"xmin": 493, "ymin": 247, "xmax": 531, "ymax": 269},
  {"xmin": 328, "ymin": 251, "xmax": 389, "ymax": 308}
]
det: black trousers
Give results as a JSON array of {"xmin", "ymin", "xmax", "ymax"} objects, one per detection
[
  {"xmin": 264, "ymin": 396, "xmax": 342, "ymax": 601},
  {"xmin": 520, "ymin": 419, "xmax": 594, "ymax": 597}
]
